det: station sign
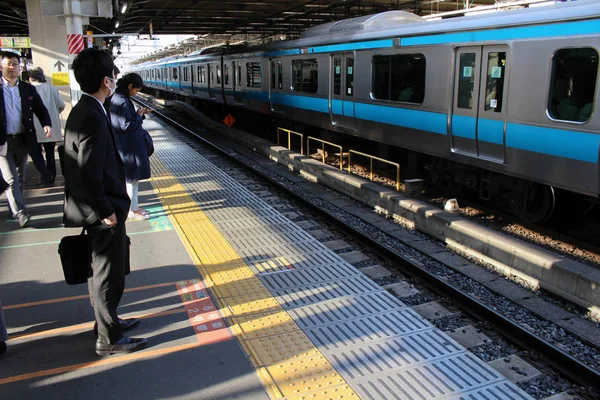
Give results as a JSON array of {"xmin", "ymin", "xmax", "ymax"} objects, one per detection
[
  {"xmin": 51, "ymin": 72, "xmax": 70, "ymax": 87},
  {"xmin": 0, "ymin": 37, "xmax": 31, "ymax": 49}
]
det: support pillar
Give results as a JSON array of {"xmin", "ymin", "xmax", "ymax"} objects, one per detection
[
  {"xmin": 25, "ymin": 0, "xmax": 72, "ymax": 128},
  {"xmin": 63, "ymin": 0, "xmax": 84, "ymax": 104}
]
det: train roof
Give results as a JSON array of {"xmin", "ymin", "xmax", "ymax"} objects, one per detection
[{"xmin": 141, "ymin": 0, "xmax": 600, "ymax": 68}]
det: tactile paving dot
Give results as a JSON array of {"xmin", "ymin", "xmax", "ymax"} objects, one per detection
[
  {"xmin": 204, "ymin": 264, "xmax": 255, "ymax": 285},
  {"xmin": 211, "ymin": 279, "xmax": 272, "ymax": 300},
  {"xmin": 245, "ymin": 330, "xmax": 321, "ymax": 366},
  {"xmin": 231, "ymin": 310, "xmax": 299, "ymax": 340},
  {"xmin": 283, "ymin": 385, "xmax": 360, "ymax": 400},
  {"xmin": 266, "ymin": 355, "xmax": 346, "ymax": 397},
  {"xmin": 222, "ymin": 295, "xmax": 281, "ymax": 317}
]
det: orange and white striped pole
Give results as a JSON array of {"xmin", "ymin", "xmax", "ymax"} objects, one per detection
[{"xmin": 64, "ymin": 0, "xmax": 84, "ymax": 104}]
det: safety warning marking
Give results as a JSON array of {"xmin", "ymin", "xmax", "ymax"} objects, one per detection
[{"xmin": 176, "ymin": 280, "xmax": 232, "ymax": 345}]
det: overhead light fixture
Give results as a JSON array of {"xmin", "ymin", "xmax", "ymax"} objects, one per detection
[
  {"xmin": 115, "ymin": 21, "xmax": 120, "ymax": 28},
  {"xmin": 121, "ymin": 3, "xmax": 127, "ymax": 13}
]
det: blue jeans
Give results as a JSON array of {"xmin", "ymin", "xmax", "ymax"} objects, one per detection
[{"xmin": 0, "ymin": 135, "xmax": 29, "ymax": 215}]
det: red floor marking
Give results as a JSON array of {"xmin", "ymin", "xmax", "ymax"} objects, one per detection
[{"xmin": 176, "ymin": 279, "xmax": 232, "ymax": 345}]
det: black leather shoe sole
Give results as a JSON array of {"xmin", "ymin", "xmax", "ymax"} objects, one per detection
[{"xmin": 95, "ymin": 337, "xmax": 148, "ymax": 356}]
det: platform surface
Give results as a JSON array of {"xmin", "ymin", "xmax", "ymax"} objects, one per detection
[{"xmin": 0, "ymin": 116, "xmax": 532, "ymax": 399}]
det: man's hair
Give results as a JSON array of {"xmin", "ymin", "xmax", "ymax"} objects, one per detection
[
  {"xmin": 29, "ymin": 67, "xmax": 47, "ymax": 83},
  {"xmin": 115, "ymin": 73, "xmax": 144, "ymax": 97},
  {"xmin": 71, "ymin": 48, "xmax": 114, "ymax": 93},
  {"xmin": 114, "ymin": 65, "xmax": 120, "ymax": 75},
  {"xmin": 0, "ymin": 51, "xmax": 20, "ymax": 63}
]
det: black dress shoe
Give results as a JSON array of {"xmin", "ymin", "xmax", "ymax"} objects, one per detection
[
  {"xmin": 95, "ymin": 336, "xmax": 148, "ymax": 356},
  {"xmin": 93, "ymin": 318, "xmax": 140, "ymax": 337}
]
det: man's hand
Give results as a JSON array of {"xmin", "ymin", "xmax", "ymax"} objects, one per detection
[
  {"xmin": 137, "ymin": 107, "xmax": 145, "ymax": 116},
  {"xmin": 102, "ymin": 213, "xmax": 117, "ymax": 227},
  {"xmin": 43, "ymin": 126, "xmax": 52, "ymax": 138}
]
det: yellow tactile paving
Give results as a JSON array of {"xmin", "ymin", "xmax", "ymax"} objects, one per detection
[
  {"xmin": 220, "ymin": 295, "xmax": 282, "ymax": 317},
  {"xmin": 246, "ymin": 331, "xmax": 321, "ymax": 366},
  {"xmin": 265, "ymin": 355, "xmax": 347, "ymax": 397},
  {"xmin": 230, "ymin": 310, "xmax": 300, "ymax": 340},
  {"xmin": 283, "ymin": 385, "xmax": 361, "ymax": 400},
  {"xmin": 149, "ymin": 149, "xmax": 359, "ymax": 399}
]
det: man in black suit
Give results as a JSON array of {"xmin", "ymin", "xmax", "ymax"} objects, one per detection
[
  {"xmin": 0, "ymin": 51, "xmax": 53, "ymax": 227},
  {"xmin": 63, "ymin": 48, "xmax": 147, "ymax": 355}
]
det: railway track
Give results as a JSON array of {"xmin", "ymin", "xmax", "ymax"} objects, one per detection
[{"xmin": 134, "ymin": 96, "xmax": 600, "ymax": 399}]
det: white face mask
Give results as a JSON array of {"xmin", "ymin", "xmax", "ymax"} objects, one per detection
[{"xmin": 107, "ymin": 77, "xmax": 116, "ymax": 96}]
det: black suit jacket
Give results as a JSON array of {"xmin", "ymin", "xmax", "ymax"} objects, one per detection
[
  {"xmin": 0, "ymin": 79, "xmax": 52, "ymax": 146},
  {"xmin": 63, "ymin": 94, "xmax": 130, "ymax": 227}
]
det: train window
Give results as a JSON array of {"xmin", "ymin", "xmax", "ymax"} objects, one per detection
[
  {"xmin": 271, "ymin": 61, "xmax": 276, "ymax": 89},
  {"xmin": 197, "ymin": 66, "xmax": 206, "ymax": 83},
  {"xmin": 246, "ymin": 62, "xmax": 261, "ymax": 88},
  {"xmin": 209, "ymin": 65, "xmax": 215, "ymax": 85},
  {"xmin": 217, "ymin": 64, "xmax": 221, "ymax": 85},
  {"xmin": 346, "ymin": 58, "xmax": 354, "ymax": 96},
  {"xmin": 548, "ymin": 48, "xmax": 598, "ymax": 122},
  {"xmin": 278, "ymin": 60, "xmax": 283, "ymax": 89},
  {"xmin": 172, "ymin": 67, "xmax": 178, "ymax": 81},
  {"xmin": 183, "ymin": 67, "xmax": 189, "ymax": 82},
  {"xmin": 237, "ymin": 64, "xmax": 242, "ymax": 86},
  {"xmin": 484, "ymin": 52, "xmax": 506, "ymax": 113},
  {"xmin": 291, "ymin": 59, "xmax": 318, "ymax": 93},
  {"xmin": 333, "ymin": 58, "xmax": 341, "ymax": 95},
  {"xmin": 224, "ymin": 64, "xmax": 229, "ymax": 85},
  {"xmin": 457, "ymin": 53, "xmax": 476, "ymax": 109},
  {"xmin": 372, "ymin": 54, "xmax": 425, "ymax": 104}
]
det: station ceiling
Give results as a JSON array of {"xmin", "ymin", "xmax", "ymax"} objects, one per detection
[{"xmin": 4, "ymin": 0, "xmax": 500, "ymax": 37}]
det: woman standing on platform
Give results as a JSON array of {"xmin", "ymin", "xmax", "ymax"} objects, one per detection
[
  {"xmin": 110, "ymin": 73, "xmax": 152, "ymax": 221},
  {"xmin": 29, "ymin": 67, "xmax": 65, "ymax": 181}
]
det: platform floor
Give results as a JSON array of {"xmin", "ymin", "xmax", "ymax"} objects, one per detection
[{"xmin": 0, "ymin": 116, "xmax": 533, "ymax": 399}]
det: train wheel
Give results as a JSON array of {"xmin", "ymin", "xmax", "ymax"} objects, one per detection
[{"xmin": 510, "ymin": 182, "xmax": 556, "ymax": 224}]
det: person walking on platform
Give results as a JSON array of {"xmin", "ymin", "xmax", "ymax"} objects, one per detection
[
  {"xmin": 110, "ymin": 72, "xmax": 152, "ymax": 221},
  {"xmin": 0, "ymin": 300, "xmax": 7, "ymax": 356},
  {"xmin": 63, "ymin": 48, "xmax": 147, "ymax": 356},
  {"xmin": 0, "ymin": 51, "xmax": 53, "ymax": 228},
  {"xmin": 29, "ymin": 67, "xmax": 65, "ymax": 180}
]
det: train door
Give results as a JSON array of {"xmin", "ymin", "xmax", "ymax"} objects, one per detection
[
  {"xmin": 330, "ymin": 53, "xmax": 355, "ymax": 129},
  {"xmin": 269, "ymin": 58, "xmax": 284, "ymax": 113},
  {"xmin": 232, "ymin": 61, "xmax": 243, "ymax": 105},
  {"xmin": 208, "ymin": 64, "xmax": 216, "ymax": 99},
  {"xmin": 451, "ymin": 46, "xmax": 508, "ymax": 162}
]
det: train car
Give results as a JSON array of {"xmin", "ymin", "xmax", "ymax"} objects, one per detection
[{"xmin": 133, "ymin": 0, "xmax": 600, "ymax": 223}]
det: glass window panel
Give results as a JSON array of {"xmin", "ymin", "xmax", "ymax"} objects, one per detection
[
  {"xmin": 548, "ymin": 48, "xmax": 598, "ymax": 122},
  {"xmin": 346, "ymin": 57, "xmax": 354, "ymax": 96},
  {"xmin": 333, "ymin": 58, "xmax": 341, "ymax": 95},
  {"xmin": 484, "ymin": 52, "xmax": 506, "ymax": 112},
  {"xmin": 457, "ymin": 53, "xmax": 476, "ymax": 109}
]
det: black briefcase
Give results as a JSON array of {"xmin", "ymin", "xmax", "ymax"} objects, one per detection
[
  {"xmin": 58, "ymin": 229, "xmax": 132, "ymax": 285},
  {"xmin": 58, "ymin": 228, "xmax": 92, "ymax": 285}
]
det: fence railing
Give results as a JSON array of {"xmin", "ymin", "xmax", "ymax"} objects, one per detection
[
  {"xmin": 307, "ymin": 136, "xmax": 344, "ymax": 170},
  {"xmin": 277, "ymin": 128, "xmax": 303, "ymax": 155},
  {"xmin": 348, "ymin": 150, "xmax": 400, "ymax": 191}
]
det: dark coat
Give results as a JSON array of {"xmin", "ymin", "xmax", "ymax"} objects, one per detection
[
  {"xmin": 109, "ymin": 92, "xmax": 150, "ymax": 183},
  {"xmin": 63, "ymin": 95, "xmax": 130, "ymax": 227},
  {"xmin": 0, "ymin": 79, "xmax": 51, "ymax": 146}
]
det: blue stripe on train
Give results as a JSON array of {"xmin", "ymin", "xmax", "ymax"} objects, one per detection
[
  {"xmin": 143, "ymin": 83, "xmax": 599, "ymax": 163},
  {"xmin": 401, "ymin": 18, "xmax": 600, "ymax": 46}
]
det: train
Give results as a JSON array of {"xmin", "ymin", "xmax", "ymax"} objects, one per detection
[{"xmin": 132, "ymin": 0, "xmax": 600, "ymax": 223}]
